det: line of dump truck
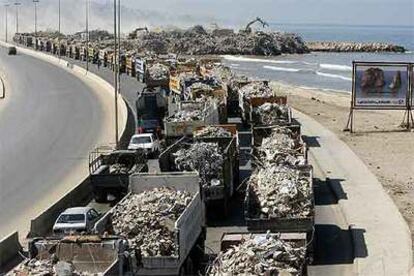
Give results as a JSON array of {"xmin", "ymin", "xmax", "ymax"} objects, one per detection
[{"xmin": 8, "ymin": 34, "xmax": 315, "ymax": 276}]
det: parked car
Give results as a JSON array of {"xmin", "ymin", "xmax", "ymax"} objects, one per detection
[
  {"xmin": 8, "ymin": 47, "xmax": 17, "ymax": 55},
  {"xmin": 53, "ymin": 207, "xmax": 101, "ymax": 234},
  {"xmin": 128, "ymin": 133, "xmax": 161, "ymax": 157}
]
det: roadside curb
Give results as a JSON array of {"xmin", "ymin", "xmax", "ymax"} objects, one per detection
[
  {"xmin": 295, "ymin": 108, "xmax": 412, "ymax": 276},
  {"xmin": 0, "ymin": 76, "xmax": 4, "ymax": 99}
]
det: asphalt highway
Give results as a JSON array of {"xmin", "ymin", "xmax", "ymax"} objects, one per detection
[{"xmin": 0, "ymin": 46, "xmax": 111, "ymax": 239}]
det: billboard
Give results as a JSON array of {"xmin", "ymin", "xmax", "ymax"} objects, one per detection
[{"xmin": 353, "ymin": 62, "xmax": 410, "ymax": 109}]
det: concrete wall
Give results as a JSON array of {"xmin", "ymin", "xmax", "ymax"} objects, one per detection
[
  {"xmin": 28, "ymin": 177, "xmax": 92, "ymax": 237},
  {"xmin": 0, "ymin": 232, "xmax": 22, "ymax": 272}
]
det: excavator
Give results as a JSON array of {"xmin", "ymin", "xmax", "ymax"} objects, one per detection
[
  {"xmin": 128, "ymin": 27, "xmax": 149, "ymax": 39},
  {"xmin": 243, "ymin": 17, "xmax": 269, "ymax": 34}
]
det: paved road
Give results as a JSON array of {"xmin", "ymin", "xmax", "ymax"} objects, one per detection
[{"xmin": 0, "ymin": 46, "xmax": 112, "ymax": 239}]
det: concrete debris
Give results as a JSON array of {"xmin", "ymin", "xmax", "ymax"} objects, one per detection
[
  {"xmin": 239, "ymin": 82, "xmax": 275, "ymax": 99},
  {"xmin": 256, "ymin": 128, "xmax": 306, "ymax": 167},
  {"xmin": 249, "ymin": 165, "xmax": 312, "ymax": 218},
  {"xmin": 147, "ymin": 63, "xmax": 169, "ymax": 81},
  {"xmin": 135, "ymin": 26, "xmax": 309, "ymax": 56},
  {"xmin": 109, "ymin": 163, "xmax": 130, "ymax": 174},
  {"xmin": 8, "ymin": 259, "xmax": 89, "ymax": 276},
  {"xmin": 194, "ymin": 126, "xmax": 232, "ymax": 138},
  {"xmin": 254, "ymin": 102, "xmax": 290, "ymax": 125},
  {"xmin": 208, "ymin": 233, "xmax": 306, "ymax": 275},
  {"xmin": 166, "ymin": 109, "xmax": 204, "ymax": 122},
  {"xmin": 173, "ymin": 142, "xmax": 224, "ymax": 187},
  {"xmin": 188, "ymin": 82, "xmax": 214, "ymax": 94},
  {"xmin": 111, "ymin": 187, "xmax": 192, "ymax": 257}
]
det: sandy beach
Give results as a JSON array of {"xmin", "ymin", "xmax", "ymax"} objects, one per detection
[{"xmin": 272, "ymin": 81, "xmax": 414, "ymax": 254}]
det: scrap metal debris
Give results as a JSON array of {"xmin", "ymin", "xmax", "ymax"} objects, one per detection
[
  {"xmin": 256, "ymin": 128, "xmax": 306, "ymax": 167},
  {"xmin": 249, "ymin": 165, "xmax": 312, "ymax": 218},
  {"xmin": 173, "ymin": 142, "xmax": 224, "ymax": 187},
  {"xmin": 194, "ymin": 126, "xmax": 232, "ymax": 138},
  {"xmin": 208, "ymin": 233, "xmax": 306, "ymax": 275},
  {"xmin": 239, "ymin": 82, "xmax": 275, "ymax": 99},
  {"xmin": 254, "ymin": 102, "xmax": 290, "ymax": 125},
  {"xmin": 111, "ymin": 187, "xmax": 192, "ymax": 257}
]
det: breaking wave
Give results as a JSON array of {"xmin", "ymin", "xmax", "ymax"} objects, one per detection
[
  {"xmin": 222, "ymin": 55, "xmax": 298, "ymax": 64},
  {"xmin": 316, "ymin": 71, "xmax": 352, "ymax": 81},
  {"xmin": 319, "ymin": 63, "xmax": 352, "ymax": 72},
  {"xmin": 263, "ymin": 65, "xmax": 352, "ymax": 82}
]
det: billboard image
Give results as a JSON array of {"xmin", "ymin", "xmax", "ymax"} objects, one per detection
[{"xmin": 353, "ymin": 63, "xmax": 409, "ymax": 108}]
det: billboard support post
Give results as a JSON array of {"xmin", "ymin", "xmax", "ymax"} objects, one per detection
[{"xmin": 344, "ymin": 61, "xmax": 412, "ymax": 133}]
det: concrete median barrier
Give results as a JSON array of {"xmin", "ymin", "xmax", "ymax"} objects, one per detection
[
  {"xmin": 0, "ymin": 232, "xmax": 23, "ymax": 272},
  {"xmin": 28, "ymin": 177, "xmax": 92, "ymax": 237}
]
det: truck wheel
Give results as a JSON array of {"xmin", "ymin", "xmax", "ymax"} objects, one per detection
[{"xmin": 94, "ymin": 191, "xmax": 107, "ymax": 203}]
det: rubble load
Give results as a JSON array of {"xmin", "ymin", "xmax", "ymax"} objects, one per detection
[
  {"xmin": 306, "ymin": 41, "xmax": 406, "ymax": 53},
  {"xmin": 239, "ymin": 81, "xmax": 275, "ymax": 99},
  {"xmin": 111, "ymin": 187, "xmax": 192, "ymax": 257},
  {"xmin": 8, "ymin": 259, "xmax": 89, "ymax": 276},
  {"xmin": 165, "ymin": 109, "xmax": 204, "ymax": 122},
  {"xmin": 208, "ymin": 233, "xmax": 307, "ymax": 276},
  {"xmin": 248, "ymin": 164, "xmax": 312, "ymax": 218},
  {"xmin": 194, "ymin": 126, "xmax": 232, "ymax": 138},
  {"xmin": 147, "ymin": 63, "xmax": 170, "ymax": 81},
  {"xmin": 253, "ymin": 102, "xmax": 290, "ymax": 125},
  {"xmin": 255, "ymin": 127, "xmax": 306, "ymax": 167},
  {"xmin": 173, "ymin": 142, "xmax": 224, "ymax": 188}
]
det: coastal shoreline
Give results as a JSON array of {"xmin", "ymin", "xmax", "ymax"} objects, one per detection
[{"xmin": 271, "ymin": 80, "xmax": 414, "ymax": 256}]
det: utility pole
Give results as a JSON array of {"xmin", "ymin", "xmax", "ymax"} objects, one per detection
[
  {"xmin": 58, "ymin": 0, "xmax": 60, "ymax": 58},
  {"xmin": 85, "ymin": 0, "xmax": 89, "ymax": 71},
  {"xmin": 4, "ymin": 4, "xmax": 9, "ymax": 42},
  {"xmin": 14, "ymin": 2, "xmax": 21, "ymax": 34},
  {"xmin": 33, "ymin": 0, "xmax": 39, "ymax": 36},
  {"xmin": 117, "ymin": 0, "xmax": 121, "ymax": 144},
  {"xmin": 113, "ymin": 0, "xmax": 119, "ymax": 148}
]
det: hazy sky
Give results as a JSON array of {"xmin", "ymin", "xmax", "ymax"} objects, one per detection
[{"xmin": 1, "ymin": 0, "xmax": 413, "ymax": 35}]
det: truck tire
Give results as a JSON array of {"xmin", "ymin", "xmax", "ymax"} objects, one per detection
[{"xmin": 94, "ymin": 190, "xmax": 107, "ymax": 203}]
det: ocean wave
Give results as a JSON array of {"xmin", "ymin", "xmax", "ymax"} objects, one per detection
[
  {"xmin": 263, "ymin": 64, "xmax": 352, "ymax": 82},
  {"xmin": 222, "ymin": 55, "xmax": 298, "ymax": 64},
  {"xmin": 316, "ymin": 71, "xmax": 352, "ymax": 81},
  {"xmin": 230, "ymin": 64, "xmax": 240, "ymax": 67},
  {"xmin": 319, "ymin": 63, "xmax": 352, "ymax": 72},
  {"xmin": 263, "ymin": 65, "xmax": 302, "ymax": 72}
]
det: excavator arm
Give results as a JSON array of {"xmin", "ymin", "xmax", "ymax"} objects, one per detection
[{"xmin": 245, "ymin": 17, "xmax": 269, "ymax": 33}]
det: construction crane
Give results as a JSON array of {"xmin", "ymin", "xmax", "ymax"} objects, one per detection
[
  {"xmin": 128, "ymin": 27, "xmax": 149, "ymax": 39},
  {"xmin": 244, "ymin": 17, "xmax": 269, "ymax": 33}
]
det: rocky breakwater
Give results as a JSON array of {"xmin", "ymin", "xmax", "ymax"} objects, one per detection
[
  {"xmin": 135, "ymin": 25, "xmax": 309, "ymax": 56},
  {"xmin": 306, "ymin": 41, "xmax": 406, "ymax": 53}
]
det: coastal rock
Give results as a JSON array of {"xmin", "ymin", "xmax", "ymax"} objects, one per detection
[{"xmin": 306, "ymin": 41, "xmax": 406, "ymax": 53}]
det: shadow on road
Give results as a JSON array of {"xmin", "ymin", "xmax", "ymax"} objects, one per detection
[{"xmin": 313, "ymin": 224, "xmax": 367, "ymax": 265}]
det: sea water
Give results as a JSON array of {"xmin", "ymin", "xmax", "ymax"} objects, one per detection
[{"xmin": 221, "ymin": 24, "xmax": 414, "ymax": 93}]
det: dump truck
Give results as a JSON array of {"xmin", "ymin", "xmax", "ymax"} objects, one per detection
[
  {"xmin": 94, "ymin": 172, "xmax": 206, "ymax": 276},
  {"xmin": 159, "ymin": 132, "xmax": 238, "ymax": 213},
  {"xmin": 164, "ymin": 101, "xmax": 220, "ymax": 144},
  {"xmin": 244, "ymin": 165, "xmax": 315, "ymax": 258},
  {"xmin": 125, "ymin": 52, "xmax": 136, "ymax": 76},
  {"xmin": 136, "ymin": 87, "xmax": 168, "ymax": 135},
  {"xmin": 98, "ymin": 48, "xmax": 113, "ymax": 67},
  {"xmin": 209, "ymin": 232, "xmax": 309, "ymax": 275},
  {"xmin": 88, "ymin": 148, "xmax": 148, "ymax": 203},
  {"xmin": 11, "ymin": 235, "xmax": 129, "ymax": 275},
  {"xmin": 135, "ymin": 56, "xmax": 172, "ymax": 88}
]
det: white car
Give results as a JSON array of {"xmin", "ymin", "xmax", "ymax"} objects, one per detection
[
  {"xmin": 128, "ymin": 133, "xmax": 161, "ymax": 157},
  {"xmin": 53, "ymin": 207, "xmax": 101, "ymax": 234}
]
